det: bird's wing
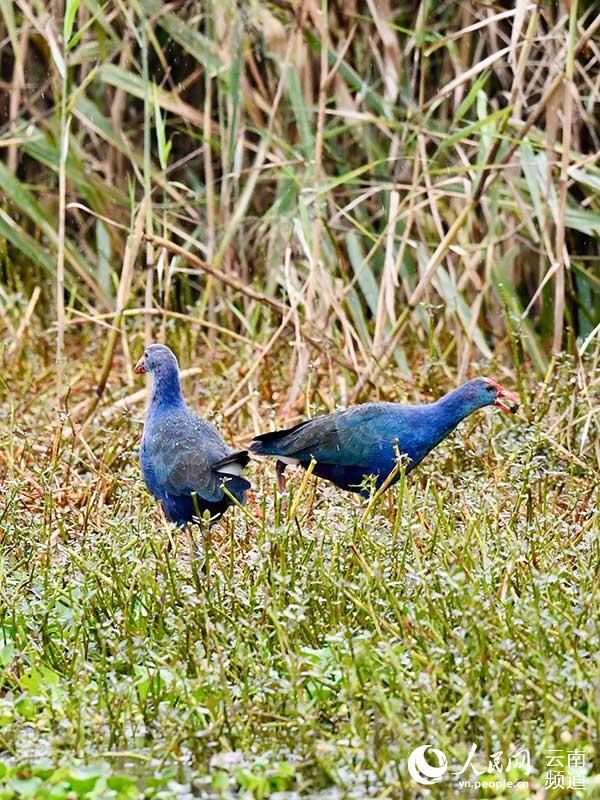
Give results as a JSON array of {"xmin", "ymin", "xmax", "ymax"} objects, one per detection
[
  {"xmin": 252, "ymin": 404, "xmax": 396, "ymax": 467},
  {"xmin": 147, "ymin": 413, "xmax": 234, "ymax": 502}
]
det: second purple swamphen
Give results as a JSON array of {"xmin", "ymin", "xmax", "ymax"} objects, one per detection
[
  {"xmin": 251, "ymin": 378, "xmax": 519, "ymax": 495},
  {"xmin": 135, "ymin": 344, "xmax": 250, "ymax": 526}
]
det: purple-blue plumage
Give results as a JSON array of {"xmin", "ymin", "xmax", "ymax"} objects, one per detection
[
  {"xmin": 251, "ymin": 377, "xmax": 519, "ymax": 495},
  {"xmin": 136, "ymin": 344, "xmax": 250, "ymax": 526}
]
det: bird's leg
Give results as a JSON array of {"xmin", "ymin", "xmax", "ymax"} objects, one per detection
[{"xmin": 276, "ymin": 459, "xmax": 287, "ymax": 493}]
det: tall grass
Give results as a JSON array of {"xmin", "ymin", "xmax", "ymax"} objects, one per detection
[{"xmin": 1, "ymin": 1, "xmax": 600, "ymax": 411}]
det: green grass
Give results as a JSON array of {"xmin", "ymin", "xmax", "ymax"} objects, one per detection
[{"xmin": 0, "ymin": 340, "xmax": 598, "ymax": 798}]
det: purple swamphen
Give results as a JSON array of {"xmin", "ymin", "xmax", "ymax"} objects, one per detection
[
  {"xmin": 251, "ymin": 377, "xmax": 519, "ymax": 495},
  {"xmin": 135, "ymin": 344, "xmax": 250, "ymax": 526}
]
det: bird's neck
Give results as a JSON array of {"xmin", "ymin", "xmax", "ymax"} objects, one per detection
[
  {"xmin": 433, "ymin": 384, "xmax": 486, "ymax": 433},
  {"xmin": 149, "ymin": 368, "xmax": 185, "ymax": 411}
]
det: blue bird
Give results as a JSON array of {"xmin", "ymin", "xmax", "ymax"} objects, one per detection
[
  {"xmin": 135, "ymin": 344, "xmax": 250, "ymax": 526},
  {"xmin": 251, "ymin": 378, "xmax": 519, "ymax": 495}
]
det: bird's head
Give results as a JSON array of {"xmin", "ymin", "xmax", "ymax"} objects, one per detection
[
  {"xmin": 134, "ymin": 344, "xmax": 179, "ymax": 377},
  {"xmin": 466, "ymin": 376, "xmax": 520, "ymax": 413}
]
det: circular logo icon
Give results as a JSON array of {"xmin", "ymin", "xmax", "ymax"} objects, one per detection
[{"xmin": 407, "ymin": 745, "xmax": 448, "ymax": 785}]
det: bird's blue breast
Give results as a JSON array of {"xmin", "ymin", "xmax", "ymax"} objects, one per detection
[{"xmin": 140, "ymin": 440, "xmax": 163, "ymax": 500}]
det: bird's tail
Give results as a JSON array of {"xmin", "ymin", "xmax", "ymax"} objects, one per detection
[
  {"xmin": 214, "ymin": 451, "xmax": 251, "ymax": 504},
  {"xmin": 214, "ymin": 450, "xmax": 250, "ymax": 472},
  {"xmin": 250, "ymin": 419, "xmax": 311, "ymax": 456}
]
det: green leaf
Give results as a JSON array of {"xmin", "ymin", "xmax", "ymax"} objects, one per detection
[
  {"xmin": 48, "ymin": 35, "xmax": 66, "ymax": 79},
  {"xmin": 0, "ymin": 209, "xmax": 56, "ymax": 276},
  {"xmin": 64, "ymin": 0, "xmax": 82, "ymax": 46},
  {"xmin": 96, "ymin": 220, "xmax": 113, "ymax": 298},
  {"xmin": 453, "ymin": 70, "xmax": 489, "ymax": 125},
  {"xmin": 0, "ymin": 0, "xmax": 18, "ymax": 56},
  {"xmin": 442, "ymin": 106, "xmax": 508, "ymax": 151},
  {"xmin": 346, "ymin": 231, "xmax": 380, "ymax": 317},
  {"xmin": 287, "ymin": 66, "xmax": 314, "ymax": 159},
  {"xmin": 0, "ymin": 643, "xmax": 14, "ymax": 667},
  {"xmin": 492, "ymin": 258, "xmax": 548, "ymax": 373},
  {"xmin": 435, "ymin": 266, "xmax": 492, "ymax": 359},
  {"xmin": 564, "ymin": 205, "xmax": 600, "ymax": 236},
  {"xmin": 96, "ymin": 64, "xmax": 204, "ymax": 127},
  {"xmin": 153, "ymin": 86, "xmax": 171, "ymax": 170},
  {"xmin": 141, "ymin": 0, "xmax": 221, "ymax": 73},
  {"xmin": 568, "ymin": 166, "xmax": 600, "ymax": 194}
]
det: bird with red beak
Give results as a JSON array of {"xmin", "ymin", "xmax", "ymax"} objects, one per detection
[{"xmin": 251, "ymin": 376, "xmax": 520, "ymax": 495}]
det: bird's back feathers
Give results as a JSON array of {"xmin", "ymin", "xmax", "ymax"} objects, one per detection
[{"xmin": 250, "ymin": 395, "xmax": 491, "ymax": 495}]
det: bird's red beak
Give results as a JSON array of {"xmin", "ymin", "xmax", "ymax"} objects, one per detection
[
  {"xmin": 486, "ymin": 379, "xmax": 520, "ymax": 413},
  {"xmin": 134, "ymin": 356, "xmax": 146, "ymax": 375}
]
